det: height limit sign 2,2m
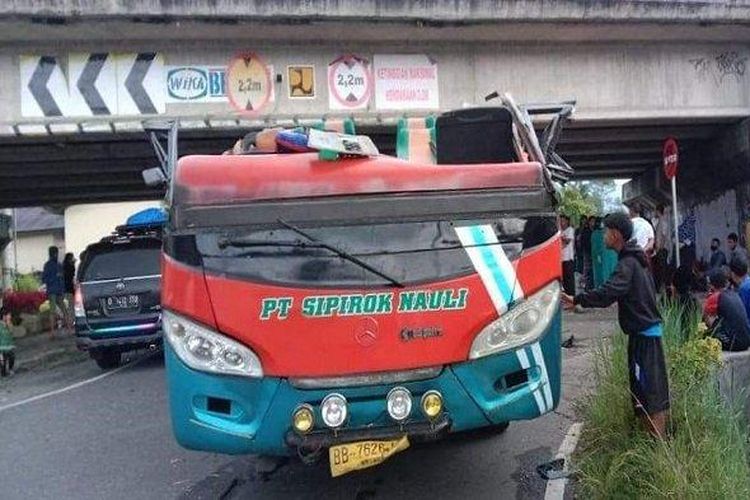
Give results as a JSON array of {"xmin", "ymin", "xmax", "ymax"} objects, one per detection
[
  {"xmin": 328, "ymin": 55, "xmax": 372, "ymax": 110},
  {"xmin": 226, "ymin": 52, "xmax": 272, "ymax": 115}
]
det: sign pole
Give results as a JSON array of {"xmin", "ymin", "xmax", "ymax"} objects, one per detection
[
  {"xmin": 671, "ymin": 177, "xmax": 680, "ymax": 269},
  {"xmin": 663, "ymin": 137, "xmax": 680, "ymax": 269}
]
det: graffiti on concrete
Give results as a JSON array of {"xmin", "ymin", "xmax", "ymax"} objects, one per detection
[
  {"xmin": 690, "ymin": 51, "xmax": 747, "ymax": 85},
  {"xmin": 689, "ymin": 57, "xmax": 712, "ymax": 77},
  {"xmin": 715, "ymin": 51, "xmax": 747, "ymax": 80}
]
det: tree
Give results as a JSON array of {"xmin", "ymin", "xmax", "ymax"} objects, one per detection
[
  {"xmin": 559, "ymin": 184, "xmax": 598, "ymax": 226},
  {"xmin": 558, "ymin": 180, "xmax": 624, "ymax": 226},
  {"xmin": 577, "ymin": 180, "xmax": 622, "ymax": 213}
]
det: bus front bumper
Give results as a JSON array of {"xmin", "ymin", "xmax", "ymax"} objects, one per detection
[{"xmin": 165, "ymin": 311, "xmax": 561, "ymax": 457}]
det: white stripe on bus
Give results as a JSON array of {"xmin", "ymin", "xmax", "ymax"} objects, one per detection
[
  {"xmin": 516, "ymin": 347, "xmax": 546, "ymax": 414},
  {"xmin": 530, "ymin": 342, "xmax": 554, "ymax": 411}
]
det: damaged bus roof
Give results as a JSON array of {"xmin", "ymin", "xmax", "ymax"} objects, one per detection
[
  {"xmin": 173, "ymin": 153, "xmax": 544, "ymax": 206},
  {"xmin": 170, "ymin": 154, "xmax": 551, "ymax": 229}
]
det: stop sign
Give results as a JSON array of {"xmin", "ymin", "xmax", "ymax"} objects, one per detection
[{"xmin": 663, "ymin": 137, "xmax": 678, "ymax": 179}]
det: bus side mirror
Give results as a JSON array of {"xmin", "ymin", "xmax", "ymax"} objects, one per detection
[{"xmin": 142, "ymin": 167, "xmax": 167, "ymax": 188}]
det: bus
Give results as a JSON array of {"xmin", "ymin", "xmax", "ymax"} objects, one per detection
[{"xmin": 157, "ymin": 98, "xmax": 573, "ymax": 476}]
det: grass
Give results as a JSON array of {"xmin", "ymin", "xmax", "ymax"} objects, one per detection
[{"xmin": 575, "ymin": 300, "xmax": 750, "ymax": 499}]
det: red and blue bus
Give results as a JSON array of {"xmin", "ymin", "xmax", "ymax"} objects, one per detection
[{"xmin": 160, "ymin": 102, "xmax": 570, "ymax": 474}]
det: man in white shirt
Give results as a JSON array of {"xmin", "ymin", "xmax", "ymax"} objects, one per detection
[
  {"xmin": 560, "ymin": 215, "xmax": 576, "ymax": 295},
  {"xmin": 629, "ymin": 204, "xmax": 655, "ymax": 254}
]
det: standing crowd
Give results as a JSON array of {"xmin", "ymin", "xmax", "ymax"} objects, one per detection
[
  {"xmin": 41, "ymin": 245, "xmax": 76, "ymax": 338},
  {"xmin": 559, "ymin": 204, "xmax": 750, "ymax": 353},
  {"xmin": 559, "ymin": 204, "xmax": 750, "ymax": 439}
]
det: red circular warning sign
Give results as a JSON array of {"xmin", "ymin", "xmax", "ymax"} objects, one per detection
[
  {"xmin": 328, "ymin": 54, "xmax": 373, "ymax": 109},
  {"xmin": 226, "ymin": 52, "xmax": 272, "ymax": 115},
  {"xmin": 663, "ymin": 137, "xmax": 679, "ymax": 180}
]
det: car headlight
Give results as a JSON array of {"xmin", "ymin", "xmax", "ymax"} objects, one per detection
[
  {"xmin": 163, "ymin": 310, "xmax": 263, "ymax": 377},
  {"xmin": 469, "ymin": 281, "xmax": 560, "ymax": 359}
]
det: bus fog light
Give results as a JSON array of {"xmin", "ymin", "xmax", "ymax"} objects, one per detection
[
  {"xmin": 292, "ymin": 404, "xmax": 315, "ymax": 434},
  {"xmin": 321, "ymin": 393, "xmax": 347, "ymax": 428},
  {"xmin": 421, "ymin": 391, "xmax": 443, "ymax": 419},
  {"xmin": 387, "ymin": 387, "xmax": 412, "ymax": 422}
]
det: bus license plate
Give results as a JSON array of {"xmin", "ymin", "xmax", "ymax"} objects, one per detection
[{"xmin": 329, "ymin": 436, "xmax": 409, "ymax": 477}]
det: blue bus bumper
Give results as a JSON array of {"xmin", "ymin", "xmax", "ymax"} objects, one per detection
[{"xmin": 165, "ymin": 311, "xmax": 561, "ymax": 456}]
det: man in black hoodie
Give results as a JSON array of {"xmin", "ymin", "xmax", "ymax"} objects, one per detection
[{"xmin": 562, "ymin": 212, "xmax": 670, "ymax": 439}]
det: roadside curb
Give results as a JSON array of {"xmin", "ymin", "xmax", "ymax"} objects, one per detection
[
  {"xmin": 10, "ymin": 336, "xmax": 86, "ymax": 375},
  {"xmin": 544, "ymin": 422, "xmax": 583, "ymax": 500},
  {"xmin": 19, "ymin": 346, "xmax": 69, "ymax": 365}
]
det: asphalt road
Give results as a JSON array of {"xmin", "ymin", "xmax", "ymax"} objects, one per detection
[{"xmin": 0, "ymin": 310, "xmax": 613, "ymax": 500}]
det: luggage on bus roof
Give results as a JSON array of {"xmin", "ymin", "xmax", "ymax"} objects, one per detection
[{"xmin": 435, "ymin": 107, "xmax": 517, "ymax": 165}]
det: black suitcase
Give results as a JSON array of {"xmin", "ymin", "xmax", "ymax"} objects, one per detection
[{"xmin": 435, "ymin": 107, "xmax": 517, "ymax": 165}]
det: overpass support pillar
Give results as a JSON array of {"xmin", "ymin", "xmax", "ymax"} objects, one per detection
[{"xmin": 1, "ymin": 208, "xmax": 14, "ymax": 290}]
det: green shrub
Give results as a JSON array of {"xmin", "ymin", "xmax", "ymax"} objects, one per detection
[
  {"xmin": 13, "ymin": 273, "xmax": 41, "ymax": 293},
  {"xmin": 575, "ymin": 300, "xmax": 750, "ymax": 499}
]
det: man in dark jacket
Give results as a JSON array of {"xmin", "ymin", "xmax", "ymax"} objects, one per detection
[
  {"xmin": 42, "ymin": 246, "xmax": 67, "ymax": 338},
  {"xmin": 562, "ymin": 212, "xmax": 670, "ymax": 439}
]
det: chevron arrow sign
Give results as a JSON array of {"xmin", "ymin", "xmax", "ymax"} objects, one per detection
[
  {"xmin": 21, "ymin": 55, "xmax": 70, "ymax": 117},
  {"xmin": 21, "ymin": 52, "xmax": 165, "ymax": 117},
  {"xmin": 117, "ymin": 52, "xmax": 165, "ymax": 115},
  {"xmin": 69, "ymin": 52, "xmax": 118, "ymax": 116}
]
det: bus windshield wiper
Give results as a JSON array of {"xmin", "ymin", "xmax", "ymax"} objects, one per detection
[{"xmin": 277, "ymin": 218, "xmax": 405, "ymax": 288}]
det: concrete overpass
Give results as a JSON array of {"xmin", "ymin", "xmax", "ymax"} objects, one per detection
[{"xmin": 1, "ymin": 0, "xmax": 749, "ymax": 206}]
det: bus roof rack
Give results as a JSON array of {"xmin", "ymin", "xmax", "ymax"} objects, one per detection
[{"xmin": 485, "ymin": 92, "xmax": 576, "ymax": 187}]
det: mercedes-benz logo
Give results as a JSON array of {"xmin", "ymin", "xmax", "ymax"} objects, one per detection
[
  {"xmin": 115, "ymin": 280, "xmax": 126, "ymax": 292},
  {"xmin": 354, "ymin": 317, "xmax": 379, "ymax": 348}
]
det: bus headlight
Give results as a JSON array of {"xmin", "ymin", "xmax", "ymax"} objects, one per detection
[
  {"xmin": 164, "ymin": 310, "xmax": 263, "ymax": 377},
  {"xmin": 469, "ymin": 281, "xmax": 560, "ymax": 359}
]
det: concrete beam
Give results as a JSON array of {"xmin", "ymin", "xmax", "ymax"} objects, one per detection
[
  {"xmin": 559, "ymin": 125, "xmax": 731, "ymax": 145},
  {"xmin": 3, "ymin": 1, "xmax": 749, "ymax": 25},
  {"xmin": 4, "ymin": 19, "xmax": 750, "ymax": 44},
  {"xmin": 0, "ymin": 172, "xmax": 139, "ymax": 189},
  {"xmin": 557, "ymin": 142, "xmax": 664, "ymax": 154},
  {"xmin": 0, "ymin": 159, "xmax": 153, "ymax": 175},
  {"xmin": 0, "ymin": 138, "xmax": 232, "ymax": 164},
  {"xmin": 572, "ymin": 167, "xmax": 649, "ymax": 179},
  {"xmin": 560, "ymin": 150, "xmax": 661, "ymax": 161},
  {"xmin": 1, "ymin": 190, "xmax": 160, "ymax": 208},
  {"xmin": 570, "ymin": 158, "xmax": 656, "ymax": 168}
]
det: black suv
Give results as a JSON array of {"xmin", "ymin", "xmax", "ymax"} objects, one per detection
[{"xmin": 74, "ymin": 224, "xmax": 162, "ymax": 369}]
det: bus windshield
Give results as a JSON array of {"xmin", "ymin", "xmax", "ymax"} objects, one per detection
[{"xmin": 176, "ymin": 216, "xmax": 557, "ymax": 288}]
